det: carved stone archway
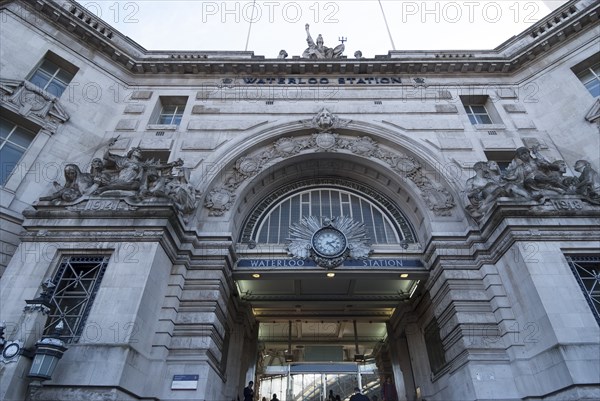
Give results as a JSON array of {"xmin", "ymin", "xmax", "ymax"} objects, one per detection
[{"xmin": 202, "ymin": 110, "xmax": 465, "ymax": 233}]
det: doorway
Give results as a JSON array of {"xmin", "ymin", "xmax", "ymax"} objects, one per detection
[{"xmin": 258, "ymin": 363, "xmax": 381, "ymax": 401}]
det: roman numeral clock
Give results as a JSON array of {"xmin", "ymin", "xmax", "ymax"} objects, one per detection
[{"xmin": 287, "ymin": 216, "xmax": 372, "ymax": 268}]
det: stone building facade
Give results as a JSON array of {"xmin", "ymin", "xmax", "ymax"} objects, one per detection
[{"xmin": 0, "ymin": 0, "xmax": 598, "ymax": 400}]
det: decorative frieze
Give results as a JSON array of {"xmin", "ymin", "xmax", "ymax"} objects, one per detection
[{"xmin": 204, "ymin": 109, "xmax": 456, "ymax": 217}]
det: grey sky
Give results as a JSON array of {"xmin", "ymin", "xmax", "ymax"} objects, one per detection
[{"xmin": 75, "ymin": 1, "xmax": 568, "ymax": 58}]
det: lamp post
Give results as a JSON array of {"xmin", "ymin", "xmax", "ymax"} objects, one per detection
[{"xmin": 27, "ymin": 320, "xmax": 68, "ymax": 381}]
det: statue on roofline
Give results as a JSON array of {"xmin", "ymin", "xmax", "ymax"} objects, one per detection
[{"xmin": 302, "ymin": 24, "xmax": 345, "ymax": 59}]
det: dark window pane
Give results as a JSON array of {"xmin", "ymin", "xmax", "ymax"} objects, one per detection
[
  {"xmin": 29, "ymin": 70, "xmax": 53, "ymax": 90},
  {"xmin": 44, "ymin": 80, "xmax": 67, "ymax": 97},
  {"xmin": 311, "ymin": 191, "xmax": 320, "ymax": 217},
  {"xmin": 477, "ymin": 114, "xmax": 493, "ymax": 124},
  {"xmin": 585, "ymin": 80, "xmax": 600, "ymax": 97},
  {"xmin": 290, "ymin": 195, "xmax": 301, "ymax": 224},
  {"xmin": 1, "ymin": 143, "xmax": 25, "ymax": 185},
  {"xmin": 0, "ymin": 118, "xmax": 14, "ymax": 139},
  {"xmin": 330, "ymin": 191, "xmax": 340, "ymax": 217},
  {"xmin": 9, "ymin": 127, "xmax": 35, "ymax": 148}
]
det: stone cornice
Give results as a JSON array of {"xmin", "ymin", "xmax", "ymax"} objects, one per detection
[
  {"xmin": 422, "ymin": 198, "xmax": 600, "ymax": 268},
  {"xmin": 20, "ymin": 200, "xmax": 239, "ymax": 271},
  {"xmin": 10, "ymin": 0, "xmax": 599, "ymax": 77}
]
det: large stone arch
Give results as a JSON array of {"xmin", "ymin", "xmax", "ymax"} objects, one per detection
[{"xmin": 197, "ymin": 114, "xmax": 470, "ymax": 240}]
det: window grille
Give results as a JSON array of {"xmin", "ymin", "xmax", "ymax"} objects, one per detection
[
  {"xmin": 254, "ymin": 188, "xmax": 402, "ymax": 244},
  {"xmin": 566, "ymin": 255, "xmax": 600, "ymax": 325},
  {"xmin": 44, "ymin": 255, "xmax": 110, "ymax": 343}
]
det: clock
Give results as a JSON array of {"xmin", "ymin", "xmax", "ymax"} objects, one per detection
[
  {"xmin": 2, "ymin": 341, "xmax": 21, "ymax": 360},
  {"xmin": 311, "ymin": 227, "xmax": 347, "ymax": 258}
]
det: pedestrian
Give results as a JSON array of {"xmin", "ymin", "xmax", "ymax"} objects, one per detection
[
  {"xmin": 381, "ymin": 377, "xmax": 398, "ymax": 401},
  {"xmin": 271, "ymin": 394, "xmax": 279, "ymax": 401},
  {"xmin": 244, "ymin": 381, "xmax": 254, "ymax": 401},
  {"xmin": 349, "ymin": 387, "xmax": 370, "ymax": 401}
]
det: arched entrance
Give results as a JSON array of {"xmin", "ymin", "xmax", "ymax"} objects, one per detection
[{"xmin": 198, "ymin": 115, "xmax": 464, "ymax": 401}]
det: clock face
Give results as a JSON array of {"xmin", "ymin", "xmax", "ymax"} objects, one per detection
[
  {"xmin": 2, "ymin": 342, "xmax": 20, "ymax": 359},
  {"xmin": 312, "ymin": 228, "xmax": 347, "ymax": 258}
]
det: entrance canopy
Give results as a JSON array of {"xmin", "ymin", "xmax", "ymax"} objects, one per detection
[{"xmin": 235, "ymin": 174, "xmax": 427, "ymax": 362}]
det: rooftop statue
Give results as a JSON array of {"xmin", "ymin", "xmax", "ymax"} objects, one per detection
[{"xmin": 302, "ymin": 24, "xmax": 345, "ymax": 59}]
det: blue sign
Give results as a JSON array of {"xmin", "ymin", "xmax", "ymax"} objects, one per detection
[
  {"xmin": 172, "ymin": 375, "xmax": 199, "ymax": 390},
  {"xmin": 238, "ymin": 259, "xmax": 423, "ymax": 268}
]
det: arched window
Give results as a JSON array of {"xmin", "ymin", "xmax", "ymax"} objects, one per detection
[{"xmin": 242, "ymin": 180, "xmax": 416, "ymax": 245}]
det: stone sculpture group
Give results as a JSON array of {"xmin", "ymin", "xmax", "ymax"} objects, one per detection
[
  {"xmin": 466, "ymin": 146, "xmax": 600, "ymax": 219},
  {"xmin": 39, "ymin": 138, "xmax": 199, "ymax": 217}
]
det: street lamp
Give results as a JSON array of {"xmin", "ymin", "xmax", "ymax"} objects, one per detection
[{"xmin": 27, "ymin": 321, "xmax": 67, "ymax": 381}]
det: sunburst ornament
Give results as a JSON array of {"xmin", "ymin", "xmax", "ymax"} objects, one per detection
[{"xmin": 287, "ymin": 216, "xmax": 372, "ymax": 268}]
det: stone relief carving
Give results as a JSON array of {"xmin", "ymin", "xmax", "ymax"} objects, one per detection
[
  {"xmin": 204, "ymin": 188, "xmax": 236, "ymax": 216},
  {"xmin": 204, "ymin": 110, "xmax": 456, "ymax": 216},
  {"xmin": 0, "ymin": 79, "xmax": 69, "ymax": 133},
  {"xmin": 38, "ymin": 138, "xmax": 201, "ymax": 219},
  {"xmin": 303, "ymin": 108, "xmax": 351, "ymax": 132},
  {"xmin": 466, "ymin": 146, "xmax": 600, "ymax": 220},
  {"xmin": 302, "ymin": 24, "xmax": 345, "ymax": 59}
]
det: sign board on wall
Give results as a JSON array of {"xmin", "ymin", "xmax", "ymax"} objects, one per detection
[{"xmin": 171, "ymin": 375, "xmax": 199, "ymax": 390}]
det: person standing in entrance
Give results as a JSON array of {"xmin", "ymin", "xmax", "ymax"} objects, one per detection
[
  {"xmin": 271, "ymin": 393, "xmax": 279, "ymax": 401},
  {"xmin": 350, "ymin": 387, "xmax": 370, "ymax": 401},
  {"xmin": 244, "ymin": 381, "xmax": 254, "ymax": 401},
  {"xmin": 381, "ymin": 377, "xmax": 398, "ymax": 401}
]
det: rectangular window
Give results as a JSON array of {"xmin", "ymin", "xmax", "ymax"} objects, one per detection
[
  {"xmin": 158, "ymin": 104, "xmax": 184, "ymax": 125},
  {"xmin": 45, "ymin": 255, "xmax": 110, "ymax": 343},
  {"xmin": 424, "ymin": 319, "xmax": 446, "ymax": 374},
  {"xmin": 565, "ymin": 255, "xmax": 600, "ymax": 325},
  {"xmin": 464, "ymin": 105, "xmax": 493, "ymax": 125},
  {"xmin": 0, "ymin": 115, "xmax": 37, "ymax": 186},
  {"xmin": 28, "ymin": 53, "xmax": 78, "ymax": 98},
  {"xmin": 576, "ymin": 62, "xmax": 600, "ymax": 97},
  {"xmin": 152, "ymin": 96, "xmax": 188, "ymax": 126},
  {"xmin": 460, "ymin": 95, "xmax": 501, "ymax": 125}
]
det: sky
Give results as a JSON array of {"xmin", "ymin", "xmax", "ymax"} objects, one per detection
[{"xmin": 75, "ymin": 1, "xmax": 569, "ymax": 58}]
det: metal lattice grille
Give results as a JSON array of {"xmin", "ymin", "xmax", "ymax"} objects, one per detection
[
  {"xmin": 45, "ymin": 255, "xmax": 110, "ymax": 343},
  {"xmin": 566, "ymin": 255, "xmax": 600, "ymax": 325},
  {"xmin": 255, "ymin": 188, "xmax": 402, "ymax": 244}
]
